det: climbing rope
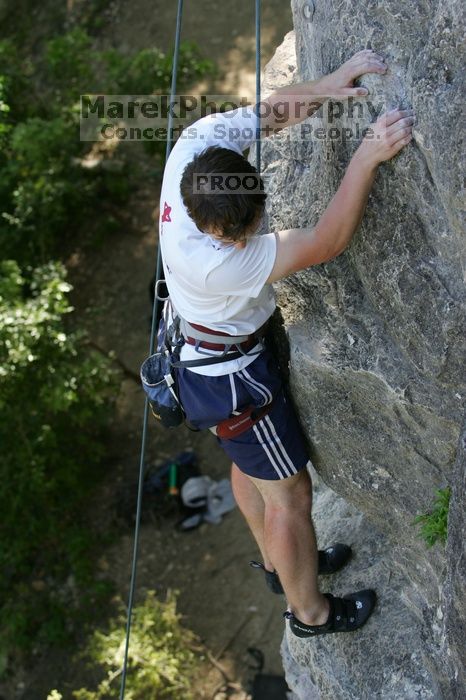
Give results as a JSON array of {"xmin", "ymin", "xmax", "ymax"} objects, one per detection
[
  {"xmin": 255, "ymin": 0, "xmax": 261, "ymax": 173},
  {"xmin": 118, "ymin": 2, "xmax": 184, "ymax": 696},
  {"xmin": 119, "ymin": 1, "xmax": 261, "ymax": 697}
]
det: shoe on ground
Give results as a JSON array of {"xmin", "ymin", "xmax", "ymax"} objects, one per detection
[
  {"xmin": 284, "ymin": 589, "xmax": 377, "ymax": 637},
  {"xmin": 249, "ymin": 543, "xmax": 352, "ymax": 595}
]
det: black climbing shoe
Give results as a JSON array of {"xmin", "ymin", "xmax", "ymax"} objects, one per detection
[
  {"xmin": 317, "ymin": 543, "xmax": 352, "ymax": 575},
  {"xmin": 283, "ymin": 589, "xmax": 376, "ymax": 638},
  {"xmin": 249, "ymin": 543, "xmax": 352, "ymax": 595}
]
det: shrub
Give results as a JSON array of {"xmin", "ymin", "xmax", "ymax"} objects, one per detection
[
  {"xmin": 0, "ymin": 25, "xmax": 215, "ymax": 665},
  {"xmin": 0, "ymin": 31, "xmax": 215, "ymax": 265},
  {"xmin": 0, "ymin": 39, "xmax": 32, "ymax": 121},
  {"xmin": 1, "ymin": 115, "xmax": 100, "ymax": 262},
  {"xmin": 0, "ymin": 75, "xmax": 11, "ymax": 145},
  {"xmin": 0, "ymin": 67, "xmax": 101, "ymax": 264},
  {"xmin": 102, "ymin": 41, "xmax": 216, "ymax": 95},
  {"xmin": 46, "ymin": 28, "xmax": 94, "ymax": 101},
  {"xmin": 413, "ymin": 487, "xmax": 451, "ymax": 547},
  {"xmin": 49, "ymin": 590, "xmax": 202, "ymax": 700},
  {"xmin": 0, "ymin": 260, "xmax": 116, "ymax": 652}
]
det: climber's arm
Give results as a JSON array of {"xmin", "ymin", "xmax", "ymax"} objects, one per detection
[
  {"xmin": 260, "ymin": 49, "xmax": 387, "ymax": 133},
  {"xmin": 266, "ymin": 108, "xmax": 415, "ymax": 282},
  {"xmin": 265, "ymin": 156, "xmax": 376, "ymax": 280}
]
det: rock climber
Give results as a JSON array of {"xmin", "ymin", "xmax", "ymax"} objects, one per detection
[{"xmin": 158, "ymin": 49, "xmax": 414, "ymax": 637}]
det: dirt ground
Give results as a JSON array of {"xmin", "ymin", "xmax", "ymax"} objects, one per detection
[{"xmin": 3, "ymin": 2, "xmax": 297, "ymax": 698}]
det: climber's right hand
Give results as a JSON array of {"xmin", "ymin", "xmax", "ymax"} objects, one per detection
[{"xmin": 356, "ymin": 108, "xmax": 415, "ymax": 166}]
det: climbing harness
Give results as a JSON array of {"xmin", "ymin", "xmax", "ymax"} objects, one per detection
[
  {"xmin": 179, "ymin": 317, "xmax": 267, "ymax": 356},
  {"xmin": 140, "ymin": 298, "xmax": 269, "ymax": 430},
  {"xmin": 140, "ymin": 293, "xmax": 265, "ymax": 428},
  {"xmin": 119, "ymin": 1, "xmax": 262, "ymax": 697}
]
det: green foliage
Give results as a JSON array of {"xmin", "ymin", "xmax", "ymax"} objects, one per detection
[
  {"xmin": 102, "ymin": 41, "xmax": 216, "ymax": 95},
  {"xmin": 2, "ymin": 115, "xmax": 97, "ymax": 261},
  {"xmin": 0, "ymin": 75, "xmax": 11, "ymax": 145},
  {"xmin": 49, "ymin": 590, "xmax": 201, "ymax": 700},
  {"xmin": 0, "ymin": 24, "xmax": 215, "ymax": 666},
  {"xmin": 0, "ymin": 31, "xmax": 215, "ymax": 265},
  {"xmin": 44, "ymin": 31, "xmax": 215, "ymax": 101},
  {"xmin": 0, "ymin": 43, "xmax": 102, "ymax": 264},
  {"xmin": 0, "ymin": 39, "xmax": 32, "ymax": 121},
  {"xmin": 413, "ymin": 487, "xmax": 451, "ymax": 547},
  {"xmin": 0, "ymin": 261, "xmax": 116, "ymax": 652},
  {"xmin": 46, "ymin": 28, "xmax": 94, "ymax": 99},
  {"xmin": 10, "ymin": 116, "xmax": 76, "ymax": 170}
]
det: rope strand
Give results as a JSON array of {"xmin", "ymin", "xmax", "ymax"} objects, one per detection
[
  {"xmin": 119, "ymin": 2, "xmax": 184, "ymax": 698},
  {"xmin": 255, "ymin": 0, "xmax": 261, "ymax": 173}
]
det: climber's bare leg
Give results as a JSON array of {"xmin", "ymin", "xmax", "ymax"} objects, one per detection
[
  {"xmin": 247, "ymin": 468, "xmax": 330, "ymax": 626},
  {"xmin": 230, "ymin": 462, "xmax": 274, "ymax": 571}
]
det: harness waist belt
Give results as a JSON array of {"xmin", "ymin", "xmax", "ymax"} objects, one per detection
[{"xmin": 183, "ymin": 320, "xmax": 268, "ymax": 353}]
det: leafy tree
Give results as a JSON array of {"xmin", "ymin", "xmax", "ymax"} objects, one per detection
[
  {"xmin": 50, "ymin": 590, "xmax": 202, "ymax": 700},
  {"xmin": 0, "ymin": 260, "xmax": 115, "ymax": 652},
  {"xmin": 0, "ymin": 31, "xmax": 215, "ymax": 265},
  {"xmin": 0, "ymin": 25, "xmax": 215, "ymax": 665}
]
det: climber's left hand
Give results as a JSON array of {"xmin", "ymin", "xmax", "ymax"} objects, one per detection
[
  {"xmin": 260, "ymin": 49, "xmax": 388, "ymax": 132},
  {"xmin": 320, "ymin": 49, "xmax": 388, "ymax": 96}
]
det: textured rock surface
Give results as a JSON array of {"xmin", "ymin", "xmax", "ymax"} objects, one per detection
[
  {"xmin": 258, "ymin": 2, "xmax": 465, "ymax": 698},
  {"xmin": 440, "ymin": 418, "xmax": 466, "ymax": 695},
  {"xmin": 281, "ymin": 465, "xmax": 439, "ymax": 699}
]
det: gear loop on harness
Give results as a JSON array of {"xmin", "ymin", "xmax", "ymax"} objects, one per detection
[{"xmin": 154, "ymin": 278, "xmax": 170, "ymax": 302}]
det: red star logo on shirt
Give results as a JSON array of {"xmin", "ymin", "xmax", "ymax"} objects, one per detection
[{"xmin": 161, "ymin": 201, "xmax": 172, "ymax": 222}]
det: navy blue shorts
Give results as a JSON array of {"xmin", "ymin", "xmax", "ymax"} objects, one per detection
[{"xmin": 175, "ymin": 349, "xmax": 310, "ymax": 480}]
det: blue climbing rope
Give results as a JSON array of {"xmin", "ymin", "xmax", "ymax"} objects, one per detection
[
  {"xmin": 255, "ymin": 0, "xmax": 261, "ymax": 173},
  {"xmin": 118, "ymin": 2, "xmax": 184, "ymax": 698},
  {"xmin": 119, "ymin": 1, "xmax": 262, "ymax": 696}
]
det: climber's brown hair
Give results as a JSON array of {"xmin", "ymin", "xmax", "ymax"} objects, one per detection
[{"xmin": 180, "ymin": 146, "xmax": 266, "ymax": 241}]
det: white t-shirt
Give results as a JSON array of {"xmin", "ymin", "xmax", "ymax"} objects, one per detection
[{"xmin": 159, "ymin": 106, "xmax": 277, "ymax": 375}]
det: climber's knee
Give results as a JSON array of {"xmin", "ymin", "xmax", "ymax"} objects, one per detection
[{"xmin": 248, "ymin": 468, "xmax": 313, "ymax": 513}]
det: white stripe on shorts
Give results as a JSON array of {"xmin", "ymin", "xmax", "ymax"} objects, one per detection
[
  {"xmin": 256, "ymin": 417, "xmax": 294, "ymax": 478},
  {"xmin": 263, "ymin": 415, "xmax": 298, "ymax": 476},
  {"xmin": 253, "ymin": 423, "xmax": 287, "ymax": 479},
  {"xmin": 238, "ymin": 369, "xmax": 273, "ymax": 406},
  {"xmin": 229, "ymin": 373, "xmax": 238, "ymax": 413}
]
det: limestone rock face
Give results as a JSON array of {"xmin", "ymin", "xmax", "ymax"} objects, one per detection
[
  {"xmin": 258, "ymin": 3, "xmax": 465, "ymax": 697},
  {"xmin": 280, "ymin": 465, "xmax": 441, "ymax": 700}
]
